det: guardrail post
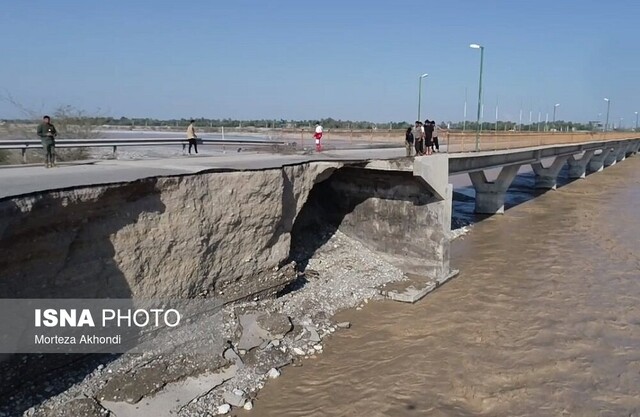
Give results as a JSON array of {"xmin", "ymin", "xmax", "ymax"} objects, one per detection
[
  {"xmin": 22, "ymin": 148, "xmax": 27, "ymax": 164},
  {"xmin": 112, "ymin": 145, "xmax": 117, "ymax": 159}
]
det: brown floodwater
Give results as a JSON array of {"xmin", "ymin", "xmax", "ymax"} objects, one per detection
[{"xmin": 249, "ymin": 157, "xmax": 640, "ymax": 417}]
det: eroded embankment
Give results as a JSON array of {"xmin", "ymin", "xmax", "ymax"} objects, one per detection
[
  {"xmin": 0, "ymin": 162, "xmax": 342, "ymax": 301},
  {"xmin": 0, "ymin": 160, "xmax": 450, "ymax": 416}
]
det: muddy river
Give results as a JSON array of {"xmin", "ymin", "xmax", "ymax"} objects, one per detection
[{"xmin": 250, "ymin": 157, "xmax": 640, "ymax": 416}]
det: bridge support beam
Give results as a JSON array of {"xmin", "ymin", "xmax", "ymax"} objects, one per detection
[
  {"xmin": 531, "ymin": 155, "xmax": 569, "ymax": 189},
  {"xmin": 615, "ymin": 143, "xmax": 629, "ymax": 162},
  {"xmin": 603, "ymin": 145, "xmax": 619, "ymax": 167},
  {"xmin": 469, "ymin": 164, "xmax": 520, "ymax": 214},
  {"xmin": 567, "ymin": 150, "xmax": 595, "ymax": 179},
  {"xmin": 588, "ymin": 149, "xmax": 608, "ymax": 172}
]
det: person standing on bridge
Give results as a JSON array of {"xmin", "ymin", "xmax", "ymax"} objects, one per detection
[
  {"xmin": 314, "ymin": 122, "xmax": 323, "ymax": 152},
  {"xmin": 186, "ymin": 119, "xmax": 198, "ymax": 154},
  {"xmin": 36, "ymin": 115, "xmax": 57, "ymax": 168},
  {"xmin": 424, "ymin": 119, "xmax": 434, "ymax": 155},
  {"xmin": 413, "ymin": 121, "xmax": 424, "ymax": 155},
  {"xmin": 405, "ymin": 126, "xmax": 414, "ymax": 156},
  {"xmin": 431, "ymin": 120, "xmax": 441, "ymax": 153}
]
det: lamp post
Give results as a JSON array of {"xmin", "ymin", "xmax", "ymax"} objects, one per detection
[
  {"xmin": 552, "ymin": 103, "xmax": 560, "ymax": 131},
  {"xmin": 604, "ymin": 98, "xmax": 610, "ymax": 132},
  {"xmin": 417, "ymin": 73, "xmax": 428, "ymax": 122},
  {"xmin": 635, "ymin": 111, "xmax": 638, "ymax": 131},
  {"xmin": 470, "ymin": 43, "xmax": 484, "ymax": 151},
  {"xmin": 463, "ymin": 87, "xmax": 467, "ymax": 132},
  {"xmin": 495, "ymin": 98, "xmax": 499, "ymax": 132}
]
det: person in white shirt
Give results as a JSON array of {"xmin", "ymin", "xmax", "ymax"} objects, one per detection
[
  {"xmin": 314, "ymin": 122, "xmax": 323, "ymax": 152},
  {"xmin": 413, "ymin": 121, "xmax": 424, "ymax": 155},
  {"xmin": 186, "ymin": 119, "xmax": 198, "ymax": 154}
]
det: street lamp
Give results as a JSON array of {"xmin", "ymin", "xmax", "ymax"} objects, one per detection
[
  {"xmin": 552, "ymin": 103, "xmax": 560, "ymax": 131},
  {"xmin": 635, "ymin": 111, "xmax": 638, "ymax": 131},
  {"xmin": 604, "ymin": 98, "xmax": 610, "ymax": 132},
  {"xmin": 417, "ymin": 73, "xmax": 428, "ymax": 122},
  {"xmin": 470, "ymin": 43, "xmax": 484, "ymax": 151}
]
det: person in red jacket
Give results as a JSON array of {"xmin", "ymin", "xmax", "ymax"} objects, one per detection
[{"xmin": 313, "ymin": 122, "xmax": 323, "ymax": 152}]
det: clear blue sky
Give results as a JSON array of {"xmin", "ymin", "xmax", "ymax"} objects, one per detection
[{"xmin": 1, "ymin": 0, "xmax": 639, "ymax": 124}]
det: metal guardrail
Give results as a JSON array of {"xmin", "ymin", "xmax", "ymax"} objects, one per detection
[{"xmin": 0, "ymin": 137, "xmax": 295, "ymax": 163}]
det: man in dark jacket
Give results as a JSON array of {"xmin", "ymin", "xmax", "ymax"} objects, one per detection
[{"xmin": 36, "ymin": 115, "xmax": 57, "ymax": 168}]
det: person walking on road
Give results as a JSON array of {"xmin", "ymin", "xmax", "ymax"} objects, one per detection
[
  {"xmin": 413, "ymin": 121, "xmax": 424, "ymax": 155},
  {"xmin": 314, "ymin": 122, "xmax": 323, "ymax": 152},
  {"xmin": 36, "ymin": 115, "xmax": 57, "ymax": 168},
  {"xmin": 404, "ymin": 126, "xmax": 414, "ymax": 156},
  {"xmin": 186, "ymin": 119, "xmax": 198, "ymax": 154}
]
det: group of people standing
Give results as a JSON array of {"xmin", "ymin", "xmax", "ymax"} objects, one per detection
[{"xmin": 405, "ymin": 120, "xmax": 441, "ymax": 157}]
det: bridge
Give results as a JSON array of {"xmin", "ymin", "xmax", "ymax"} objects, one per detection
[{"xmin": 0, "ymin": 135, "xmax": 638, "ymax": 305}]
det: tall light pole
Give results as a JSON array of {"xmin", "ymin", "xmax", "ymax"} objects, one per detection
[
  {"xmin": 537, "ymin": 111, "xmax": 541, "ymax": 132},
  {"xmin": 635, "ymin": 111, "xmax": 638, "ymax": 131},
  {"xmin": 495, "ymin": 97, "xmax": 499, "ymax": 132},
  {"xmin": 417, "ymin": 73, "xmax": 428, "ymax": 122},
  {"xmin": 552, "ymin": 103, "xmax": 560, "ymax": 131},
  {"xmin": 470, "ymin": 43, "xmax": 484, "ymax": 151},
  {"xmin": 604, "ymin": 98, "xmax": 611, "ymax": 132},
  {"xmin": 519, "ymin": 104, "xmax": 523, "ymax": 132},
  {"xmin": 463, "ymin": 87, "xmax": 467, "ymax": 132}
]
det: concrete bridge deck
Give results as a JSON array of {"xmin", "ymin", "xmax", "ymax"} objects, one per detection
[{"xmin": 1, "ymin": 138, "xmax": 638, "ymax": 206}]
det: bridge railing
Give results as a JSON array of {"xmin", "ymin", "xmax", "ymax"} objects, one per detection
[
  {"xmin": 0, "ymin": 137, "xmax": 294, "ymax": 163},
  {"xmin": 443, "ymin": 131, "xmax": 637, "ymax": 153},
  {"xmin": 275, "ymin": 128, "xmax": 638, "ymax": 152}
]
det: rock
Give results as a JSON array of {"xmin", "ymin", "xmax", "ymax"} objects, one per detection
[
  {"xmin": 313, "ymin": 344, "xmax": 323, "ymax": 351},
  {"xmin": 256, "ymin": 313, "xmax": 293, "ymax": 339},
  {"xmin": 239, "ymin": 313, "xmax": 292, "ymax": 350},
  {"xmin": 223, "ymin": 390, "xmax": 246, "ymax": 407},
  {"xmin": 293, "ymin": 347, "xmax": 306, "ymax": 356},
  {"xmin": 305, "ymin": 326, "xmax": 321, "ymax": 343},
  {"xmin": 336, "ymin": 322, "xmax": 351, "ymax": 329},
  {"xmin": 267, "ymin": 368, "xmax": 281, "ymax": 379},
  {"xmin": 223, "ymin": 347, "xmax": 244, "ymax": 366},
  {"xmin": 46, "ymin": 398, "xmax": 107, "ymax": 417},
  {"xmin": 217, "ymin": 404, "xmax": 231, "ymax": 415},
  {"xmin": 97, "ymin": 364, "xmax": 168, "ymax": 404},
  {"xmin": 271, "ymin": 339, "xmax": 281, "ymax": 347},
  {"xmin": 243, "ymin": 401, "xmax": 253, "ymax": 410},
  {"xmin": 97, "ymin": 364, "xmax": 104, "ymax": 371}
]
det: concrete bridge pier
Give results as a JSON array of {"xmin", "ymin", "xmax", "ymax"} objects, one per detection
[
  {"xmin": 588, "ymin": 149, "xmax": 608, "ymax": 172},
  {"xmin": 531, "ymin": 156, "xmax": 570, "ymax": 189},
  {"xmin": 603, "ymin": 145, "xmax": 620, "ymax": 167},
  {"xmin": 469, "ymin": 164, "xmax": 521, "ymax": 214},
  {"xmin": 567, "ymin": 150, "xmax": 595, "ymax": 179}
]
